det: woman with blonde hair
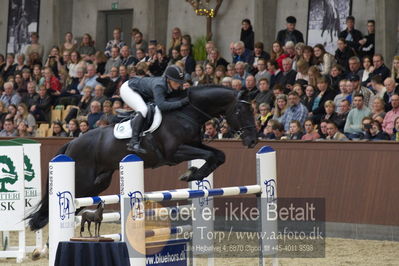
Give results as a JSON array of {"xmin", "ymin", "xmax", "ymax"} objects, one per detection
[
  {"xmin": 308, "ymin": 65, "xmax": 322, "ymax": 88},
  {"xmin": 272, "ymin": 94, "xmax": 288, "ymax": 122},
  {"xmin": 371, "ymin": 97, "xmax": 386, "ymax": 124},
  {"xmin": 168, "ymin": 27, "xmax": 182, "ymax": 57},
  {"xmin": 313, "ymin": 44, "xmax": 335, "ymax": 75},
  {"xmin": 14, "ymin": 103, "xmax": 36, "ymax": 134},
  {"xmin": 391, "ymin": 55, "xmax": 399, "ymax": 83},
  {"xmin": 295, "ymin": 59, "xmax": 310, "ymax": 82},
  {"xmin": 78, "ymin": 33, "xmax": 96, "ymax": 58}
]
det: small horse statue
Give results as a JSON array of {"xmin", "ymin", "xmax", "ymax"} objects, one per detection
[{"xmin": 79, "ymin": 201, "xmax": 104, "ymax": 237}]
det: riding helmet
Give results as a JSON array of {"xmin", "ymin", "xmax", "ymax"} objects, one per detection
[{"xmin": 164, "ymin": 65, "xmax": 186, "ymax": 84}]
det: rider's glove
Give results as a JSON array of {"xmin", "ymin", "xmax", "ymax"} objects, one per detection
[{"xmin": 181, "ymin": 97, "xmax": 190, "ymax": 106}]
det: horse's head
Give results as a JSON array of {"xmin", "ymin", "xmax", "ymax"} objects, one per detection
[{"xmin": 226, "ymin": 90, "xmax": 258, "ymax": 148}]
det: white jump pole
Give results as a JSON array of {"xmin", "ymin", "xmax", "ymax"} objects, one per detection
[
  {"xmin": 257, "ymin": 146, "xmax": 278, "ymax": 266},
  {"xmin": 48, "ymin": 155, "xmax": 75, "ymax": 266},
  {"xmin": 120, "ymin": 154, "xmax": 146, "ymax": 266},
  {"xmin": 189, "ymin": 159, "xmax": 214, "ymax": 266}
]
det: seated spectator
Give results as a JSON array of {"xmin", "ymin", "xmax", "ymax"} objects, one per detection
[
  {"xmin": 14, "ymin": 72, "xmax": 27, "ymax": 96},
  {"xmin": 68, "ymin": 51, "xmax": 86, "ymax": 78},
  {"xmin": 117, "ymin": 65, "xmax": 130, "ymax": 90},
  {"xmin": 0, "ymin": 119, "xmax": 17, "ymax": 137},
  {"xmin": 87, "ymin": 101, "xmax": 103, "ymax": 129},
  {"xmin": 78, "ymin": 86, "xmax": 94, "ymax": 116},
  {"xmin": 335, "ymin": 38, "xmax": 355, "ymax": 72},
  {"xmin": 192, "ymin": 64, "xmax": 205, "ymax": 86},
  {"xmin": 149, "ymin": 46, "xmax": 169, "ymax": 77},
  {"xmin": 280, "ymin": 91, "xmax": 308, "ymax": 131},
  {"xmin": 272, "ymin": 121, "xmax": 285, "ymax": 140},
  {"xmin": 58, "ymin": 67, "xmax": 82, "ymax": 106},
  {"xmin": 350, "ymin": 73, "xmax": 374, "ymax": 108},
  {"xmin": 369, "ymin": 54, "xmax": 391, "ymax": 81},
  {"xmin": 301, "ymin": 119, "xmax": 320, "ymax": 140},
  {"xmin": 1, "ymin": 82, "xmax": 21, "ymax": 108},
  {"xmin": 338, "ymin": 16, "xmax": 363, "ymax": 51},
  {"xmin": 391, "ymin": 117, "xmax": 399, "ymax": 141},
  {"xmin": 302, "ymin": 85, "xmax": 316, "ymax": 112},
  {"xmin": 313, "ymin": 44, "xmax": 335, "ymax": 75},
  {"xmin": 15, "ymin": 54, "xmax": 29, "ymax": 72},
  {"xmin": 78, "ymin": 120, "xmax": 90, "ymax": 136},
  {"xmin": 382, "ymin": 94, "xmax": 399, "ymax": 135},
  {"xmin": 43, "ymin": 67, "xmax": 62, "ymax": 102},
  {"xmin": 326, "ymin": 121, "xmax": 348, "ymax": 141},
  {"xmin": 44, "ymin": 47, "xmax": 62, "ymax": 78},
  {"xmin": 370, "ymin": 75, "xmax": 386, "ymax": 98},
  {"xmin": 78, "ymin": 33, "xmax": 96, "ymax": 58},
  {"xmin": 371, "ymin": 97, "xmax": 386, "ymax": 124},
  {"xmin": 92, "ymin": 85, "xmax": 107, "ymax": 105},
  {"xmin": 97, "ymin": 119, "xmax": 110, "ymax": 128},
  {"xmin": 233, "ymin": 61, "xmax": 250, "ymax": 85},
  {"xmin": 31, "ymin": 86, "xmax": 52, "ymax": 122},
  {"xmin": 363, "ymin": 119, "xmax": 390, "ymax": 141},
  {"xmin": 259, "ymin": 119, "xmax": 277, "ymax": 139},
  {"xmin": 286, "ymin": 120, "xmax": 303, "ymax": 140},
  {"xmin": 294, "ymin": 59, "xmax": 309, "ymax": 83},
  {"xmin": 5, "ymin": 104, "xmax": 17, "ymax": 121},
  {"xmin": 344, "ymin": 94, "xmax": 372, "ymax": 139},
  {"xmin": 207, "ymin": 48, "xmax": 229, "ymax": 69},
  {"xmin": 202, "ymin": 63, "xmax": 215, "ymax": 85},
  {"xmin": 219, "ymin": 121, "xmax": 235, "ymax": 139},
  {"xmin": 383, "ymin": 77, "xmax": 398, "ymax": 111},
  {"xmin": 245, "ymin": 75, "xmax": 257, "ymax": 95},
  {"xmin": 292, "ymin": 42, "xmax": 305, "ymax": 70},
  {"xmin": 253, "ymin": 78, "xmax": 274, "ymax": 108},
  {"xmin": 337, "ymin": 99, "xmax": 351, "ymax": 129},
  {"xmin": 334, "ymin": 79, "xmax": 349, "ymax": 113},
  {"xmin": 94, "ymin": 51, "xmax": 107, "ymax": 75},
  {"xmin": 268, "ymin": 60, "xmax": 283, "ymax": 89},
  {"xmin": 214, "ymin": 65, "xmax": 226, "ymax": 85},
  {"xmin": 322, "ymin": 100, "xmax": 341, "ymax": 126},
  {"xmin": 240, "ymin": 18, "xmax": 255, "ymax": 51},
  {"xmin": 168, "ymin": 27, "xmax": 182, "ymax": 57},
  {"xmin": 203, "ymin": 120, "xmax": 218, "ymax": 140},
  {"xmin": 120, "ymin": 45, "xmax": 138, "ymax": 68},
  {"xmin": 301, "ymin": 45, "xmax": 317, "ymax": 67},
  {"xmin": 317, "ymin": 119, "xmax": 329, "ymax": 139},
  {"xmin": 16, "ymin": 121, "xmax": 31, "ymax": 137},
  {"xmin": 0, "ymin": 101, "xmax": 7, "ymax": 124},
  {"xmin": 226, "ymin": 63, "xmax": 236, "ymax": 77},
  {"xmin": 254, "ymin": 58, "xmax": 270, "ymax": 84},
  {"xmin": 182, "ymin": 35, "xmax": 194, "ymax": 56},
  {"xmin": 329, "ymin": 64, "xmax": 346, "ymax": 91},
  {"xmin": 347, "ymin": 56, "xmax": 363, "ymax": 80},
  {"xmin": 308, "ymin": 65, "xmax": 322, "ymax": 88},
  {"xmin": 392, "ymin": 55, "xmax": 399, "ymax": 83},
  {"xmin": 311, "ymin": 76, "xmax": 338, "ymax": 124},
  {"xmin": 361, "ymin": 56, "xmax": 373, "ymax": 86},
  {"xmin": 0, "ymin": 53, "xmax": 5, "ymax": 74},
  {"xmin": 257, "ymin": 103, "xmax": 272, "ymax": 134},
  {"xmin": 67, "ymin": 118, "xmax": 80, "ymax": 137},
  {"xmin": 60, "ymin": 32, "xmax": 77, "ymax": 55},
  {"xmin": 51, "ymin": 120, "xmax": 67, "ymax": 137},
  {"xmin": 180, "ymin": 44, "xmax": 196, "ymax": 75},
  {"xmin": 14, "ymin": 103, "xmax": 36, "ymax": 134},
  {"xmin": 276, "ymin": 16, "xmax": 304, "ymax": 45},
  {"xmin": 284, "ymin": 41, "xmax": 296, "ymax": 60},
  {"xmin": 1, "ymin": 53, "xmax": 17, "ymax": 81},
  {"xmin": 168, "ymin": 47, "xmax": 182, "ymax": 66},
  {"xmin": 25, "ymin": 32, "xmax": 44, "ymax": 62},
  {"xmin": 205, "ymin": 41, "xmax": 216, "ymax": 60},
  {"xmin": 252, "ymin": 42, "xmax": 270, "ymax": 72},
  {"xmin": 277, "ymin": 57, "xmax": 297, "ymax": 92},
  {"xmin": 233, "ymin": 41, "xmax": 254, "ymax": 65},
  {"xmin": 98, "ymin": 66, "xmax": 120, "ymax": 97},
  {"xmin": 270, "ymin": 41, "xmax": 288, "ymax": 71},
  {"xmin": 131, "ymin": 31, "xmax": 148, "ymax": 56},
  {"xmin": 104, "ymin": 27, "xmax": 126, "ymax": 57},
  {"xmin": 272, "ymin": 84, "xmax": 284, "ymax": 97},
  {"xmin": 99, "ymin": 100, "xmax": 116, "ymax": 124},
  {"xmin": 272, "ymin": 94, "xmax": 288, "ymax": 122},
  {"xmin": 221, "ymin": 77, "xmax": 232, "ymax": 87},
  {"xmin": 292, "ymin": 83, "xmax": 305, "ymax": 100},
  {"xmin": 104, "ymin": 47, "xmax": 122, "ymax": 75}
]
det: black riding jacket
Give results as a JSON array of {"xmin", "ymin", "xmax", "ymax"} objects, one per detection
[{"xmin": 128, "ymin": 76, "xmax": 186, "ymax": 112}]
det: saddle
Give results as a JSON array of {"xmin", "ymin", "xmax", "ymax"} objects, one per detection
[{"xmin": 113, "ymin": 103, "xmax": 162, "ymax": 139}]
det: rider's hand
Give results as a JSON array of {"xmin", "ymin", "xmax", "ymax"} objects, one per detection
[{"xmin": 181, "ymin": 97, "xmax": 190, "ymax": 106}]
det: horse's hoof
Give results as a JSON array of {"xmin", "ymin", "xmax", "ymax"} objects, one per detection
[
  {"xmin": 179, "ymin": 167, "xmax": 198, "ymax": 182},
  {"xmin": 31, "ymin": 248, "xmax": 41, "ymax": 260}
]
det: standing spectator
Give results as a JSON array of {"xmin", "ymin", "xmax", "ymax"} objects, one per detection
[
  {"xmin": 254, "ymin": 58, "xmax": 270, "ymax": 84},
  {"xmin": 350, "ymin": 74, "xmax": 374, "ymax": 108},
  {"xmin": 104, "ymin": 47, "xmax": 122, "ymax": 74},
  {"xmin": 51, "ymin": 120, "xmax": 67, "ymax": 137},
  {"xmin": 286, "ymin": 120, "xmax": 303, "ymax": 140},
  {"xmin": 240, "ymin": 18, "xmax": 255, "ymax": 51},
  {"xmin": 301, "ymin": 119, "xmax": 320, "ymax": 140},
  {"xmin": 131, "ymin": 31, "xmax": 148, "ymax": 56},
  {"xmin": 382, "ymin": 94, "xmax": 399, "ymax": 135},
  {"xmin": 0, "ymin": 119, "xmax": 17, "ymax": 137},
  {"xmin": 276, "ymin": 16, "xmax": 304, "ymax": 45},
  {"xmin": 78, "ymin": 120, "xmax": 90, "ymax": 136},
  {"xmin": 254, "ymin": 78, "xmax": 274, "ymax": 108},
  {"xmin": 60, "ymin": 32, "xmax": 77, "ymax": 54},
  {"xmin": 280, "ymin": 91, "xmax": 308, "ymax": 131},
  {"xmin": 272, "ymin": 94, "xmax": 288, "ymax": 122},
  {"xmin": 233, "ymin": 41, "xmax": 254, "ymax": 66},
  {"xmin": 313, "ymin": 44, "xmax": 335, "ymax": 75},
  {"xmin": 326, "ymin": 121, "xmax": 348, "ymax": 141},
  {"xmin": 338, "ymin": 16, "xmax": 363, "ymax": 51},
  {"xmin": 87, "ymin": 101, "xmax": 103, "ymax": 129},
  {"xmin": 25, "ymin": 32, "xmax": 44, "ymax": 62},
  {"xmin": 31, "ymin": 86, "xmax": 52, "ymax": 122},
  {"xmin": 383, "ymin": 77, "xmax": 399, "ymax": 111},
  {"xmin": 369, "ymin": 54, "xmax": 391, "ymax": 82},
  {"xmin": 67, "ymin": 118, "xmax": 80, "ymax": 137},
  {"xmin": 303, "ymin": 85, "xmax": 316, "ymax": 112},
  {"xmin": 277, "ymin": 57, "xmax": 297, "ymax": 92},
  {"xmin": 335, "ymin": 38, "xmax": 355, "ymax": 72},
  {"xmin": 168, "ymin": 27, "xmax": 182, "ymax": 57},
  {"xmin": 104, "ymin": 28, "xmax": 126, "ymax": 58},
  {"xmin": 2, "ymin": 53, "xmax": 17, "ymax": 81},
  {"xmin": 358, "ymin": 20, "xmax": 375, "ymax": 58},
  {"xmin": 344, "ymin": 94, "xmax": 371, "ymax": 138},
  {"xmin": 78, "ymin": 33, "xmax": 96, "ymax": 58},
  {"xmin": 180, "ymin": 44, "xmax": 196, "ymax": 75},
  {"xmin": 1, "ymin": 82, "xmax": 21, "ymax": 107}
]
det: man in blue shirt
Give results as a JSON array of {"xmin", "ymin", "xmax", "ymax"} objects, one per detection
[{"xmin": 281, "ymin": 91, "xmax": 308, "ymax": 131}]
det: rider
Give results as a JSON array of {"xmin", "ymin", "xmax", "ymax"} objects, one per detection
[{"xmin": 120, "ymin": 65, "xmax": 189, "ymax": 153}]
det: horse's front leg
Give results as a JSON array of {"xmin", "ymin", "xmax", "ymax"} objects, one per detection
[
  {"xmin": 87, "ymin": 221, "xmax": 92, "ymax": 237},
  {"xmin": 97, "ymin": 222, "xmax": 101, "ymax": 237},
  {"xmin": 170, "ymin": 144, "xmax": 225, "ymax": 182}
]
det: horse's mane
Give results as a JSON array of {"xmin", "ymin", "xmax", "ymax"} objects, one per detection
[{"xmin": 188, "ymin": 84, "xmax": 234, "ymax": 91}]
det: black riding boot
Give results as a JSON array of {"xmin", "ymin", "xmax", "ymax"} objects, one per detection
[{"xmin": 127, "ymin": 112, "xmax": 147, "ymax": 154}]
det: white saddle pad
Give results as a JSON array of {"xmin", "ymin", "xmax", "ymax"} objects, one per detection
[{"xmin": 113, "ymin": 106, "xmax": 162, "ymax": 139}]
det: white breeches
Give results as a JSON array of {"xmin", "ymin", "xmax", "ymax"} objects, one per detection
[{"xmin": 120, "ymin": 81, "xmax": 148, "ymax": 118}]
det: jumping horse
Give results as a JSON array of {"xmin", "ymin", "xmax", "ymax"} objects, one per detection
[{"xmin": 28, "ymin": 85, "xmax": 258, "ymax": 230}]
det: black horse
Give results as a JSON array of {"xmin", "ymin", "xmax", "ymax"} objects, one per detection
[{"xmin": 28, "ymin": 86, "xmax": 258, "ymax": 230}]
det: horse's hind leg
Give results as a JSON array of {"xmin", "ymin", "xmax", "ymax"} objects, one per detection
[
  {"xmin": 87, "ymin": 221, "xmax": 92, "ymax": 237},
  {"xmin": 97, "ymin": 222, "xmax": 101, "ymax": 237},
  {"xmin": 80, "ymin": 219, "xmax": 85, "ymax": 237}
]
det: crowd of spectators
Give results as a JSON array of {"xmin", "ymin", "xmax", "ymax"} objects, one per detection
[{"xmin": 0, "ymin": 15, "xmax": 398, "ymax": 141}]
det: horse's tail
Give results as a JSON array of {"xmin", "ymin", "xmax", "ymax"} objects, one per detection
[{"xmin": 27, "ymin": 142, "xmax": 71, "ymax": 231}]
